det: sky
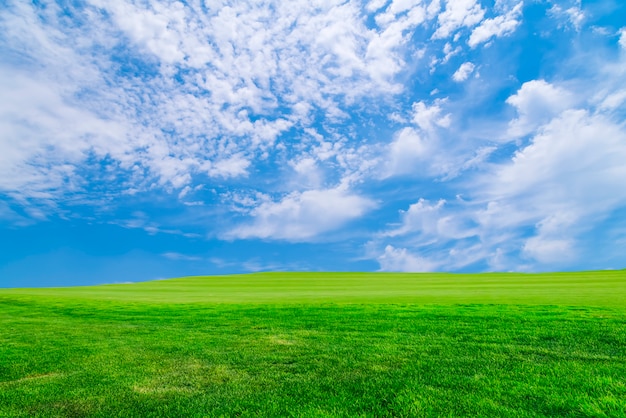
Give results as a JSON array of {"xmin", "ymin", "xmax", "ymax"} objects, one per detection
[{"xmin": 1, "ymin": 0, "xmax": 626, "ymax": 287}]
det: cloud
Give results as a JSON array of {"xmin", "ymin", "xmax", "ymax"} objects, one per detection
[
  {"xmin": 3, "ymin": 0, "xmax": 626, "ymax": 276},
  {"xmin": 412, "ymin": 100, "xmax": 452, "ymax": 131},
  {"xmin": 377, "ymin": 245, "xmax": 438, "ymax": 272},
  {"xmin": 0, "ymin": 201, "xmax": 33, "ymax": 225},
  {"xmin": 207, "ymin": 155, "xmax": 251, "ymax": 179},
  {"xmin": 522, "ymin": 237, "xmax": 574, "ymax": 264},
  {"xmin": 387, "ymin": 198, "xmax": 445, "ymax": 236},
  {"xmin": 505, "ymin": 80, "xmax": 575, "ymax": 138},
  {"xmin": 487, "ymin": 109, "xmax": 626, "ymax": 212},
  {"xmin": 1, "ymin": 0, "xmax": 425, "ymax": 209},
  {"xmin": 452, "ymin": 61, "xmax": 475, "ymax": 82},
  {"xmin": 619, "ymin": 28, "xmax": 626, "ymax": 49},
  {"xmin": 468, "ymin": 2, "xmax": 522, "ymax": 47},
  {"xmin": 384, "ymin": 100, "xmax": 453, "ymax": 177},
  {"xmin": 521, "ymin": 212, "xmax": 578, "ymax": 265},
  {"xmin": 386, "ymin": 198, "xmax": 476, "ymax": 240},
  {"xmin": 386, "ymin": 127, "xmax": 430, "ymax": 176},
  {"xmin": 598, "ymin": 89, "xmax": 626, "ymax": 111},
  {"xmin": 225, "ymin": 188, "xmax": 376, "ymax": 241},
  {"xmin": 161, "ymin": 252, "xmax": 202, "ymax": 261},
  {"xmin": 477, "ymin": 108, "xmax": 626, "ymax": 265},
  {"xmin": 376, "ymin": 64, "xmax": 626, "ymax": 271},
  {"xmin": 366, "ymin": 0, "xmax": 389, "ymax": 13},
  {"xmin": 548, "ymin": 3, "xmax": 584, "ymax": 31},
  {"xmin": 289, "ymin": 157, "xmax": 324, "ymax": 189},
  {"xmin": 0, "ymin": 69, "xmax": 142, "ymax": 199},
  {"xmin": 432, "ymin": 0, "xmax": 485, "ymax": 40}
]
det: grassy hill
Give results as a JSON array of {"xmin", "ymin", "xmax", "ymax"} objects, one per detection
[
  {"xmin": 3, "ymin": 270, "xmax": 625, "ymax": 305},
  {"xmin": 1, "ymin": 271, "xmax": 625, "ymax": 417}
]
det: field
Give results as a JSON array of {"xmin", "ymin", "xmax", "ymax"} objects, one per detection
[{"xmin": 1, "ymin": 271, "xmax": 625, "ymax": 417}]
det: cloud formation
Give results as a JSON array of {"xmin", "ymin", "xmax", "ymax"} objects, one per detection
[
  {"xmin": 226, "ymin": 188, "xmax": 376, "ymax": 241},
  {"xmin": 2, "ymin": 0, "xmax": 626, "ymax": 277}
]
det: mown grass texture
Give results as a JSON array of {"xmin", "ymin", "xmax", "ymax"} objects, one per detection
[{"xmin": 1, "ymin": 271, "xmax": 625, "ymax": 417}]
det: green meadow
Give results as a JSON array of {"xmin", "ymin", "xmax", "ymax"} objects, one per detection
[{"xmin": 1, "ymin": 271, "xmax": 625, "ymax": 417}]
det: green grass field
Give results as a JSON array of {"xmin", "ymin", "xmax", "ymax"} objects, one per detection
[{"xmin": 1, "ymin": 271, "xmax": 625, "ymax": 417}]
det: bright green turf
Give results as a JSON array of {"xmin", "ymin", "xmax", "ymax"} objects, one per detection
[
  {"xmin": 2, "ymin": 271, "xmax": 625, "ymax": 306},
  {"xmin": 1, "ymin": 271, "xmax": 625, "ymax": 417}
]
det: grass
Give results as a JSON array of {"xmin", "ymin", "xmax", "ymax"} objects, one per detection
[{"xmin": 1, "ymin": 271, "xmax": 625, "ymax": 417}]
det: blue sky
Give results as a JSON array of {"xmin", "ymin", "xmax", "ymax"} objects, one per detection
[{"xmin": 1, "ymin": 0, "xmax": 625, "ymax": 287}]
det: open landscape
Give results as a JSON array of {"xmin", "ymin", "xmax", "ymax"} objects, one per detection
[
  {"xmin": 1, "ymin": 271, "xmax": 625, "ymax": 417},
  {"xmin": 3, "ymin": 1, "xmax": 626, "ymax": 417}
]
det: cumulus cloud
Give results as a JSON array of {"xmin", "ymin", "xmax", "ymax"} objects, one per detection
[
  {"xmin": 478, "ymin": 108, "xmax": 626, "ymax": 265},
  {"xmin": 522, "ymin": 237, "xmax": 574, "ymax": 264},
  {"xmin": 412, "ymin": 100, "xmax": 452, "ymax": 131},
  {"xmin": 384, "ymin": 100, "xmax": 453, "ymax": 177},
  {"xmin": 387, "ymin": 198, "xmax": 476, "ymax": 240},
  {"xmin": 225, "ymin": 188, "xmax": 376, "ymax": 241},
  {"xmin": 521, "ymin": 212, "xmax": 578, "ymax": 265},
  {"xmin": 505, "ymin": 80, "xmax": 576, "ymax": 138},
  {"xmin": 386, "ymin": 127, "xmax": 430, "ymax": 175},
  {"xmin": 376, "ymin": 67, "xmax": 626, "ymax": 271},
  {"xmin": 289, "ymin": 157, "xmax": 324, "ymax": 189},
  {"xmin": 468, "ymin": 2, "xmax": 522, "ymax": 47},
  {"xmin": 432, "ymin": 0, "xmax": 485, "ymax": 39},
  {"xmin": 377, "ymin": 245, "xmax": 438, "ymax": 272},
  {"xmin": 207, "ymin": 155, "xmax": 251, "ymax": 179},
  {"xmin": 488, "ymin": 110, "xmax": 626, "ymax": 212},
  {"xmin": 452, "ymin": 62, "xmax": 475, "ymax": 82}
]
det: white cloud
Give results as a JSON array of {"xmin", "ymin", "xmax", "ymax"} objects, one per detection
[
  {"xmin": 549, "ymin": 3, "xmax": 584, "ymax": 31},
  {"xmin": 289, "ymin": 157, "xmax": 324, "ymax": 189},
  {"xmin": 387, "ymin": 198, "xmax": 446, "ymax": 237},
  {"xmin": 522, "ymin": 237, "xmax": 574, "ymax": 264},
  {"xmin": 566, "ymin": 7, "xmax": 584, "ymax": 30},
  {"xmin": 468, "ymin": 2, "xmax": 522, "ymax": 47},
  {"xmin": 1, "ymin": 0, "xmax": 428, "ymax": 210},
  {"xmin": 377, "ymin": 245, "xmax": 438, "ymax": 272},
  {"xmin": 619, "ymin": 27, "xmax": 626, "ymax": 50},
  {"xmin": 598, "ymin": 89, "xmax": 626, "ymax": 111},
  {"xmin": 384, "ymin": 100, "xmax": 461, "ymax": 178},
  {"xmin": 0, "ymin": 201, "xmax": 33, "ymax": 225},
  {"xmin": 521, "ymin": 211, "xmax": 578, "ymax": 264},
  {"xmin": 452, "ymin": 62, "xmax": 475, "ymax": 82},
  {"xmin": 225, "ymin": 188, "xmax": 376, "ymax": 241},
  {"xmin": 87, "ymin": 0, "xmax": 187, "ymax": 64},
  {"xmin": 207, "ymin": 155, "xmax": 251, "ymax": 179},
  {"xmin": 386, "ymin": 198, "xmax": 479, "ymax": 240},
  {"xmin": 0, "ymin": 69, "xmax": 142, "ymax": 198},
  {"xmin": 412, "ymin": 100, "xmax": 451, "ymax": 131},
  {"xmin": 3, "ymin": 0, "xmax": 625, "ymax": 275},
  {"xmin": 386, "ymin": 127, "xmax": 430, "ymax": 176},
  {"xmin": 488, "ymin": 109, "xmax": 626, "ymax": 213},
  {"xmin": 441, "ymin": 42, "xmax": 461, "ymax": 63},
  {"xmin": 376, "ymin": 74, "xmax": 626, "ymax": 271},
  {"xmin": 366, "ymin": 0, "xmax": 389, "ymax": 13},
  {"xmin": 476, "ymin": 108, "xmax": 626, "ymax": 265},
  {"xmin": 366, "ymin": 1, "xmax": 429, "ymax": 90},
  {"xmin": 505, "ymin": 80, "xmax": 575, "ymax": 138},
  {"xmin": 432, "ymin": 0, "xmax": 485, "ymax": 39},
  {"xmin": 385, "ymin": 100, "xmax": 451, "ymax": 177},
  {"xmin": 162, "ymin": 252, "xmax": 202, "ymax": 261}
]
